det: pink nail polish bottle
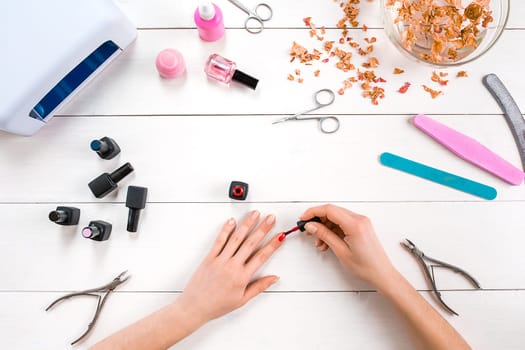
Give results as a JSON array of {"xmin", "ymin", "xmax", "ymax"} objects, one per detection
[
  {"xmin": 155, "ymin": 49, "xmax": 186, "ymax": 79},
  {"xmin": 194, "ymin": 2, "xmax": 225, "ymax": 42},
  {"xmin": 204, "ymin": 53, "xmax": 259, "ymax": 90}
]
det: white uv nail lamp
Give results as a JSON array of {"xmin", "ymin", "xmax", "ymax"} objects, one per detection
[{"xmin": 1, "ymin": 0, "xmax": 137, "ymax": 136}]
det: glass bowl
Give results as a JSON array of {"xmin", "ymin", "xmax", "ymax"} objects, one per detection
[{"xmin": 381, "ymin": 0, "xmax": 510, "ymax": 67}]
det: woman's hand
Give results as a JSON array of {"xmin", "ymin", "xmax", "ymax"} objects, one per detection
[
  {"xmin": 301, "ymin": 204, "xmax": 396, "ymax": 291},
  {"xmin": 176, "ymin": 210, "xmax": 284, "ymax": 326}
]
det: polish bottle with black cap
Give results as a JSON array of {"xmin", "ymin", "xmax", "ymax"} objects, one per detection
[{"xmin": 204, "ymin": 53, "xmax": 259, "ymax": 90}]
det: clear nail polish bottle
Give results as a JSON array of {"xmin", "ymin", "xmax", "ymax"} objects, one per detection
[{"xmin": 204, "ymin": 53, "xmax": 259, "ymax": 90}]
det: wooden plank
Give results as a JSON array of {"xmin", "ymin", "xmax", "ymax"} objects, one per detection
[
  {"xmin": 113, "ymin": 0, "xmax": 525, "ymax": 30},
  {"xmin": 55, "ymin": 28, "xmax": 525, "ymax": 117},
  {"xmin": 0, "ymin": 115, "xmax": 523, "ymax": 202},
  {"xmin": 1, "ymin": 202, "xmax": 523, "ymax": 290},
  {"xmin": 2, "ymin": 290, "xmax": 524, "ymax": 349}
]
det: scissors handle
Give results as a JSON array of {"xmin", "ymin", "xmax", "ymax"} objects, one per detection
[
  {"xmin": 319, "ymin": 116, "xmax": 340, "ymax": 134},
  {"xmin": 296, "ymin": 116, "xmax": 340, "ymax": 134},
  {"xmin": 254, "ymin": 3, "xmax": 273, "ymax": 21},
  {"xmin": 245, "ymin": 16, "xmax": 265, "ymax": 34}
]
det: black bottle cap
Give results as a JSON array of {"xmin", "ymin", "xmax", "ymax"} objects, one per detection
[
  {"xmin": 126, "ymin": 186, "xmax": 148, "ymax": 209},
  {"xmin": 297, "ymin": 217, "xmax": 322, "ymax": 232},
  {"xmin": 232, "ymin": 70, "xmax": 259, "ymax": 90},
  {"xmin": 49, "ymin": 210, "xmax": 67, "ymax": 223}
]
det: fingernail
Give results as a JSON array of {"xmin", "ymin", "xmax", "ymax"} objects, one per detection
[
  {"xmin": 272, "ymin": 276, "xmax": 280, "ymax": 284},
  {"xmin": 278, "ymin": 233, "xmax": 286, "ymax": 242},
  {"xmin": 251, "ymin": 210, "xmax": 260, "ymax": 219},
  {"xmin": 227, "ymin": 218, "xmax": 235, "ymax": 226},
  {"xmin": 305, "ymin": 223, "xmax": 317, "ymax": 234},
  {"xmin": 266, "ymin": 214, "xmax": 275, "ymax": 224}
]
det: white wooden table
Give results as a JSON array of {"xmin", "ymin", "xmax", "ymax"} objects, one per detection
[{"xmin": 2, "ymin": 1, "xmax": 525, "ymax": 348}]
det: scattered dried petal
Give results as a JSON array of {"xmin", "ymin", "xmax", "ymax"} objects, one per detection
[
  {"xmin": 431, "ymin": 71, "xmax": 449, "ymax": 86},
  {"xmin": 423, "ymin": 85, "xmax": 442, "ymax": 99},
  {"xmin": 398, "ymin": 82, "xmax": 411, "ymax": 94},
  {"xmin": 394, "ymin": 68, "xmax": 405, "ymax": 74}
]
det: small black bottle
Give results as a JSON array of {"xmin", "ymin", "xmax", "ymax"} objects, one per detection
[
  {"xmin": 48, "ymin": 207, "xmax": 81, "ymax": 226},
  {"xmin": 82, "ymin": 220, "xmax": 112, "ymax": 241},
  {"xmin": 90, "ymin": 136, "xmax": 121, "ymax": 160},
  {"xmin": 88, "ymin": 162, "xmax": 134, "ymax": 198}
]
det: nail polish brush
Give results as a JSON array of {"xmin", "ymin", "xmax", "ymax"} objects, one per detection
[{"xmin": 283, "ymin": 217, "xmax": 322, "ymax": 236}]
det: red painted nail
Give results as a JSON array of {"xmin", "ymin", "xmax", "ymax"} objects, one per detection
[{"xmin": 278, "ymin": 233, "xmax": 286, "ymax": 242}]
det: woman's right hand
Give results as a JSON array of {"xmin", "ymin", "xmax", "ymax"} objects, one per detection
[{"xmin": 300, "ymin": 204, "xmax": 398, "ymax": 291}]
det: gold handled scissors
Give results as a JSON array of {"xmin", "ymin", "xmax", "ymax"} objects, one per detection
[
  {"xmin": 227, "ymin": 0, "xmax": 273, "ymax": 34},
  {"xmin": 273, "ymin": 89, "xmax": 340, "ymax": 134}
]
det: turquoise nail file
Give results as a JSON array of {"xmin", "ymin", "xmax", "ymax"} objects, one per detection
[{"xmin": 380, "ymin": 152, "xmax": 497, "ymax": 200}]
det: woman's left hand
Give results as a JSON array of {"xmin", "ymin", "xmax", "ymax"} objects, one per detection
[{"xmin": 175, "ymin": 211, "xmax": 284, "ymax": 326}]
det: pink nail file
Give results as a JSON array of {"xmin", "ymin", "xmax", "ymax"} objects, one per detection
[{"xmin": 413, "ymin": 114, "xmax": 525, "ymax": 186}]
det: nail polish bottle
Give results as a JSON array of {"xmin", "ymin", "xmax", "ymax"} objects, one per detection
[
  {"xmin": 156, "ymin": 49, "xmax": 186, "ymax": 79},
  {"xmin": 49, "ymin": 206, "xmax": 81, "ymax": 226},
  {"xmin": 194, "ymin": 2, "xmax": 225, "ymax": 42},
  {"xmin": 90, "ymin": 136, "xmax": 121, "ymax": 160},
  {"xmin": 204, "ymin": 53, "xmax": 259, "ymax": 90},
  {"xmin": 126, "ymin": 186, "xmax": 148, "ymax": 233},
  {"xmin": 82, "ymin": 220, "xmax": 112, "ymax": 241},
  {"xmin": 88, "ymin": 162, "xmax": 134, "ymax": 198}
]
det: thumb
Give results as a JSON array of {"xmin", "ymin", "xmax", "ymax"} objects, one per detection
[
  {"xmin": 305, "ymin": 222, "xmax": 347, "ymax": 257},
  {"xmin": 242, "ymin": 275, "xmax": 279, "ymax": 305}
]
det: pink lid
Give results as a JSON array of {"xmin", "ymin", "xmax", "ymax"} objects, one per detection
[
  {"xmin": 156, "ymin": 49, "xmax": 186, "ymax": 79},
  {"xmin": 82, "ymin": 228, "xmax": 93, "ymax": 238}
]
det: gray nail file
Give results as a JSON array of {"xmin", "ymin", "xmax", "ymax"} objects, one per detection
[{"xmin": 482, "ymin": 74, "xmax": 525, "ymax": 171}]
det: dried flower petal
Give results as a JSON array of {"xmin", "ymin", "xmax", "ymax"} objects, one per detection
[
  {"xmin": 423, "ymin": 85, "xmax": 442, "ymax": 99},
  {"xmin": 394, "ymin": 68, "xmax": 405, "ymax": 74},
  {"xmin": 398, "ymin": 82, "xmax": 411, "ymax": 94}
]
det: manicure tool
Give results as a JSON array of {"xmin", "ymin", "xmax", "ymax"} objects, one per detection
[
  {"xmin": 126, "ymin": 186, "xmax": 148, "ymax": 232},
  {"xmin": 402, "ymin": 239, "xmax": 481, "ymax": 316},
  {"xmin": 90, "ymin": 136, "xmax": 121, "ymax": 160},
  {"xmin": 88, "ymin": 162, "xmax": 134, "ymax": 198},
  {"xmin": 482, "ymin": 74, "xmax": 525, "ymax": 171},
  {"xmin": 413, "ymin": 115, "xmax": 525, "ymax": 185},
  {"xmin": 49, "ymin": 206, "xmax": 81, "ymax": 226},
  {"xmin": 227, "ymin": 0, "xmax": 273, "ymax": 34},
  {"xmin": 273, "ymin": 89, "xmax": 340, "ymax": 134},
  {"xmin": 82, "ymin": 220, "xmax": 113, "ymax": 241},
  {"xmin": 283, "ymin": 217, "xmax": 322, "ymax": 236},
  {"xmin": 379, "ymin": 152, "xmax": 497, "ymax": 200},
  {"xmin": 45, "ymin": 271, "xmax": 130, "ymax": 345}
]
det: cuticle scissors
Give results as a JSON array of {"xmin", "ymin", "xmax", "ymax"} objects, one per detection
[
  {"xmin": 273, "ymin": 88, "xmax": 340, "ymax": 134},
  {"xmin": 227, "ymin": 0, "xmax": 273, "ymax": 34}
]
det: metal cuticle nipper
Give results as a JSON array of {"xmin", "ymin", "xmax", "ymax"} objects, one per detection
[
  {"xmin": 45, "ymin": 270, "xmax": 131, "ymax": 345},
  {"xmin": 401, "ymin": 239, "xmax": 481, "ymax": 316}
]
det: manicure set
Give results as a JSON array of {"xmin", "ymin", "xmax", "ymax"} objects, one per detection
[
  {"xmin": 49, "ymin": 136, "xmax": 148, "ymax": 241},
  {"xmin": 9, "ymin": 0, "xmax": 520, "ymax": 344}
]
